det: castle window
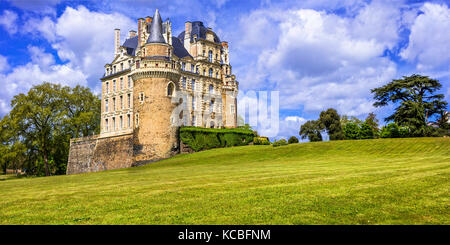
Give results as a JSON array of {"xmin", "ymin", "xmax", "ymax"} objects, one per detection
[
  {"xmin": 230, "ymin": 104, "xmax": 235, "ymax": 114},
  {"xmin": 113, "ymin": 98, "xmax": 116, "ymax": 111},
  {"xmin": 191, "ymin": 79, "xmax": 195, "ymax": 91},
  {"xmin": 216, "ymin": 72, "xmax": 218, "ymax": 78},
  {"xmin": 167, "ymin": 82, "xmax": 174, "ymax": 96},
  {"xmin": 210, "ymin": 121, "xmax": 215, "ymax": 128},
  {"xmin": 196, "ymin": 65, "xmax": 199, "ymax": 74},
  {"xmin": 135, "ymin": 114, "xmax": 139, "ymax": 128},
  {"xmin": 192, "ymin": 115, "xmax": 196, "ymax": 126},
  {"xmin": 208, "ymin": 50, "xmax": 213, "ymax": 62},
  {"xmin": 215, "ymin": 53, "xmax": 218, "ymax": 61},
  {"xmin": 120, "ymin": 116, "xmax": 123, "ymax": 129},
  {"xmin": 181, "ymin": 62, "xmax": 185, "ymax": 71},
  {"xmin": 105, "ymin": 99, "xmax": 109, "ymax": 112},
  {"xmin": 209, "ymin": 84, "xmax": 214, "ymax": 95},
  {"xmin": 127, "ymin": 114, "xmax": 131, "ymax": 128},
  {"xmin": 182, "ymin": 77, "xmax": 186, "ymax": 89},
  {"xmin": 113, "ymin": 80, "xmax": 116, "ymax": 91},
  {"xmin": 113, "ymin": 65, "xmax": 116, "ymax": 73},
  {"xmin": 105, "ymin": 118, "xmax": 109, "ymax": 131},
  {"xmin": 192, "ymin": 96, "xmax": 196, "ymax": 110},
  {"xmin": 106, "ymin": 82, "xmax": 109, "ymax": 93},
  {"xmin": 112, "ymin": 117, "xmax": 116, "ymax": 130},
  {"xmin": 120, "ymin": 96, "xmax": 123, "ymax": 109},
  {"xmin": 203, "ymin": 69, "xmax": 206, "ymax": 76},
  {"xmin": 209, "ymin": 68, "xmax": 213, "ymax": 77},
  {"xmin": 139, "ymin": 92, "xmax": 144, "ymax": 103},
  {"xmin": 203, "ymin": 50, "xmax": 205, "ymax": 56},
  {"xmin": 127, "ymin": 94, "xmax": 131, "ymax": 108},
  {"xmin": 136, "ymin": 60, "xmax": 140, "ymax": 68},
  {"xmin": 191, "ymin": 64, "xmax": 194, "ymax": 72},
  {"xmin": 120, "ymin": 77, "xmax": 123, "ymax": 90},
  {"xmin": 210, "ymin": 100, "xmax": 214, "ymax": 113},
  {"xmin": 128, "ymin": 75, "xmax": 132, "ymax": 88},
  {"xmin": 121, "ymin": 63, "xmax": 123, "ymax": 71}
]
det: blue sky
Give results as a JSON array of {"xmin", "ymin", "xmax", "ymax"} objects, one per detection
[{"xmin": 0, "ymin": 0, "xmax": 449, "ymax": 140}]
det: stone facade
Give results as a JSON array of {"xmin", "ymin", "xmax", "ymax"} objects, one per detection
[{"xmin": 67, "ymin": 9, "xmax": 238, "ymax": 174}]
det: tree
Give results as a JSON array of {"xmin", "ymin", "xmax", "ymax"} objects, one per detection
[
  {"xmin": 359, "ymin": 122, "xmax": 374, "ymax": 139},
  {"xmin": 343, "ymin": 122, "xmax": 360, "ymax": 140},
  {"xmin": 299, "ymin": 120, "xmax": 322, "ymax": 142},
  {"xmin": 341, "ymin": 115, "xmax": 363, "ymax": 127},
  {"xmin": 7, "ymin": 82, "xmax": 101, "ymax": 176},
  {"xmin": 371, "ymin": 74, "xmax": 447, "ymax": 136},
  {"xmin": 364, "ymin": 112, "xmax": 379, "ymax": 137},
  {"xmin": 319, "ymin": 108, "xmax": 344, "ymax": 140},
  {"xmin": 288, "ymin": 136, "xmax": 299, "ymax": 144}
]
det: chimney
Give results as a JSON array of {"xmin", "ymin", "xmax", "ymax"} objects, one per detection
[
  {"xmin": 114, "ymin": 28, "xmax": 120, "ymax": 55},
  {"xmin": 184, "ymin": 21, "xmax": 192, "ymax": 53},
  {"xmin": 138, "ymin": 18, "xmax": 145, "ymax": 47},
  {"xmin": 129, "ymin": 30, "xmax": 137, "ymax": 38}
]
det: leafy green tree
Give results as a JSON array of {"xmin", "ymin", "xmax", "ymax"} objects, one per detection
[
  {"xmin": 364, "ymin": 112, "xmax": 379, "ymax": 137},
  {"xmin": 288, "ymin": 136, "xmax": 299, "ymax": 144},
  {"xmin": 343, "ymin": 122, "xmax": 360, "ymax": 140},
  {"xmin": 359, "ymin": 122, "xmax": 374, "ymax": 139},
  {"xmin": 380, "ymin": 123, "xmax": 400, "ymax": 138},
  {"xmin": 340, "ymin": 115, "xmax": 363, "ymax": 127},
  {"xmin": 299, "ymin": 120, "xmax": 322, "ymax": 142},
  {"xmin": 319, "ymin": 108, "xmax": 344, "ymax": 140},
  {"xmin": 6, "ymin": 82, "xmax": 101, "ymax": 176},
  {"xmin": 371, "ymin": 74, "xmax": 447, "ymax": 136}
]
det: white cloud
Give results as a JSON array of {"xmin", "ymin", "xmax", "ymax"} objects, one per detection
[
  {"xmin": 51, "ymin": 6, "xmax": 135, "ymax": 82},
  {"xmin": 0, "ymin": 46, "xmax": 87, "ymax": 115},
  {"xmin": 0, "ymin": 10, "xmax": 18, "ymax": 35},
  {"xmin": 0, "ymin": 55, "xmax": 10, "ymax": 72},
  {"xmin": 400, "ymin": 3, "xmax": 450, "ymax": 72},
  {"xmin": 234, "ymin": 1, "xmax": 401, "ymax": 117}
]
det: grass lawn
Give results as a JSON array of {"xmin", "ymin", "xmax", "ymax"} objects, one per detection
[{"xmin": 0, "ymin": 137, "xmax": 448, "ymax": 225}]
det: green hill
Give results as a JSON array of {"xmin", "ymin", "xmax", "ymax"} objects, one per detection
[{"xmin": 0, "ymin": 137, "xmax": 449, "ymax": 225}]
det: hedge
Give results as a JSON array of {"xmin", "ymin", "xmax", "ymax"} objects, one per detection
[{"xmin": 179, "ymin": 126, "xmax": 255, "ymax": 152}]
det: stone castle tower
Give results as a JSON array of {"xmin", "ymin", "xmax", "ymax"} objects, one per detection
[{"xmin": 66, "ymin": 9, "xmax": 239, "ymax": 173}]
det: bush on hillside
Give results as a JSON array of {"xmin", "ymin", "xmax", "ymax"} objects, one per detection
[
  {"xmin": 288, "ymin": 136, "xmax": 299, "ymax": 144},
  {"xmin": 272, "ymin": 139, "xmax": 288, "ymax": 147},
  {"xmin": 254, "ymin": 136, "xmax": 270, "ymax": 145},
  {"xmin": 179, "ymin": 127, "xmax": 255, "ymax": 152}
]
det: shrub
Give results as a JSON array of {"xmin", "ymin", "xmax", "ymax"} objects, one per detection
[
  {"xmin": 288, "ymin": 136, "xmax": 299, "ymax": 144},
  {"xmin": 380, "ymin": 123, "xmax": 400, "ymax": 138},
  {"xmin": 254, "ymin": 137, "xmax": 270, "ymax": 145},
  {"xmin": 179, "ymin": 127, "xmax": 254, "ymax": 152},
  {"xmin": 359, "ymin": 122, "xmax": 374, "ymax": 139},
  {"xmin": 273, "ymin": 139, "xmax": 288, "ymax": 147}
]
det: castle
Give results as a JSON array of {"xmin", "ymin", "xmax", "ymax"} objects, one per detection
[{"xmin": 66, "ymin": 9, "xmax": 238, "ymax": 174}]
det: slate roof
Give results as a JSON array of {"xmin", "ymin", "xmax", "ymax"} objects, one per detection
[
  {"xmin": 177, "ymin": 21, "xmax": 221, "ymax": 44},
  {"xmin": 121, "ymin": 35, "xmax": 191, "ymax": 59},
  {"xmin": 147, "ymin": 9, "xmax": 166, "ymax": 44}
]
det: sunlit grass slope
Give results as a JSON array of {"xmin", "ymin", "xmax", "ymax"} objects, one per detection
[{"xmin": 0, "ymin": 137, "xmax": 448, "ymax": 224}]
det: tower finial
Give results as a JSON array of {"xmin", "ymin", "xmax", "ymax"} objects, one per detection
[{"xmin": 147, "ymin": 9, "xmax": 165, "ymax": 44}]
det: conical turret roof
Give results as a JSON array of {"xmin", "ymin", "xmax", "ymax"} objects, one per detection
[{"xmin": 147, "ymin": 9, "xmax": 165, "ymax": 44}]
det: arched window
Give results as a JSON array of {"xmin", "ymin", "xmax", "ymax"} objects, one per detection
[
  {"xmin": 209, "ymin": 100, "xmax": 214, "ymax": 113},
  {"xmin": 209, "ymin": 68, "xmax": 213, "ymax": 77},
  {"xmin": 209, "ymin": 84, "xmax": 214, "ymax": 95},
  {"xmin": 208, "ymin": 50, "xmax": 213, "ymax": 62},
  {"xmin": 167, "ymin": 82, "xmax": 174, "ymax": 96}
]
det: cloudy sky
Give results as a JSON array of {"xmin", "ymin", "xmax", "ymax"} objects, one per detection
[{"xmin": 0, "ymin": 0, "xmax": 449, "ymax": 140}]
